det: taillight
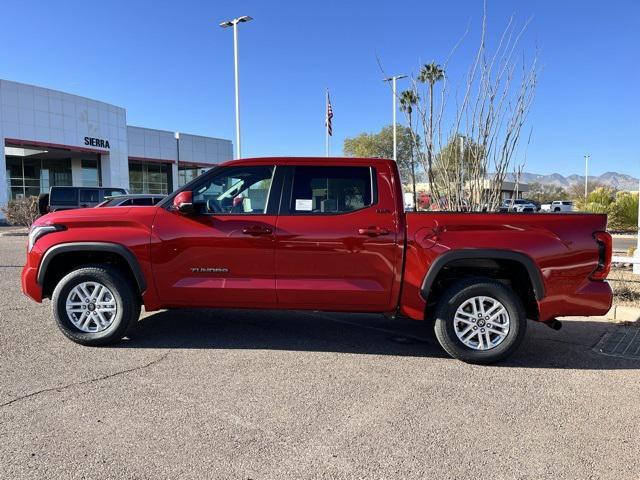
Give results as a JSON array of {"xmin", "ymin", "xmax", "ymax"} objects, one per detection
[{"xmin": 590, "ymin": 231, "xmax": 612, "ymax": 281}]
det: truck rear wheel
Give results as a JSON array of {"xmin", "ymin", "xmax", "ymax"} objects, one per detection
[
  {"xmin": 51, "ymin": 265, "xmax": 140, "ymax": 346},
  {"xmin": 433, "ymin": 278, "xmax": 527, "ymax": 364}
]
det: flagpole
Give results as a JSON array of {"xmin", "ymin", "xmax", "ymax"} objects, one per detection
[{"xmin": 325, "ymin": 89, "xmax": 329, "ymax": 157}]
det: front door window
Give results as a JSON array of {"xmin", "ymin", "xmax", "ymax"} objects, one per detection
[{"xmin": 192, "ymin": 165, "xmax": 275, "ymax": 215}]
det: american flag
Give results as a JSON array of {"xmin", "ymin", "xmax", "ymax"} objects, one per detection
[{"xmin": 326, "ymin": 91, "xmax": 333, "ymax": 136}]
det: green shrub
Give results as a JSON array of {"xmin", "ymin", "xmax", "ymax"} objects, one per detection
[
  {"xmin": 609, "ymin": 192, "xmax": 638, "ymax": 231},
  {"xmin": 575, "ymin": 188, "xmax": 638, "ymax": 232},
  {"xmin": 1, "ymin": 196, "xmax": 40, "ymax": 226},
  {"xmin": 580, "ymin": 201, "xmax": 610, "ymax": 214},
  {"xmin": 575, "ymin": 186, "xmax": 616, "ymax": 211}
]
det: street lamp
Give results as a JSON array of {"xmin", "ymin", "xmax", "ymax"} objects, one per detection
[
  {"xmin": 383, "ymin": 75, "xmax": 407, "ymax": 161},
  {"xmin": 584, "ymin": 154, "xmax": 590, "ymax": 201},
  {"xmin": 219, "ymin": 15, "xmax": 253, "ymax": 159},
  {"xmin": 635, "ymin": 175, "xmax": 640, "ymax": 275}
]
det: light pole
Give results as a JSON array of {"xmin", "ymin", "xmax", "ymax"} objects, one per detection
[
  {"xmin": 220, "ymin": 15, "xmax": 253, "ymax": 159},
  {"xmin": 584, "ymin": 154, "xmax": 590, "ymax": 201},
  {"xmin": 383, "ymin": 75, "xmax": 407, "ymax": 161},
  {"xmin": 635, "ymin": 175, "xmax": 640, "ymax": 274}
]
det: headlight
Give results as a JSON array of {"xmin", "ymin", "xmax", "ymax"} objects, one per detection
[{"xmin": 28, "ymin": 225, "xmax": 64, "ymax": 251}]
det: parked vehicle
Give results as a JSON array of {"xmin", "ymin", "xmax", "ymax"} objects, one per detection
[
  {"xmin": 43, "ymin": 186, "xmax": 128, "ymax": 214},
  {"xmin": 500, "ymin": 199, "xmax": 538, "ymax": 213},
  {"xmin": 541, "ymin": 200, "xmax": 574, "ymax": 212},
  {"xmin": 403, "ymin": 192, "xmax": 415, "ymax": 211},
  {"xmin": 527, "ymin": 199, "xmax": 541, "ymax": 211},
  {"xmin": 97, "ymin": 194, "xmax": 165, "ymax": 208},
  {"xmin": 22, "ymin": 157, "xmax": 613, "ymax": 364}
]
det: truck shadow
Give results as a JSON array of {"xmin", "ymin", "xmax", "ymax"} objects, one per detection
[{"xmin": 117, "ymin": 308, "xmax": 640, "ymax": 370}]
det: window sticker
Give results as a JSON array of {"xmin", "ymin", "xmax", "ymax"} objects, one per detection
[{"xmin": 295, "ymin": 199, "xmax": 313, "ymax": 211}]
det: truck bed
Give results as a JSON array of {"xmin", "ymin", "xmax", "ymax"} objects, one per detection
[{"xmin": 399, "ymin": 212, "xmax": 610, "ymax": 321}]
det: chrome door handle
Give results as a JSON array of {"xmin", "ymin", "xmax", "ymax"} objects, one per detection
[
  {"xmin": 242, "ymin": 227, "xmax": 273, "ymax": 236},
  {"xmin": 358, "ymin": 227, "xmax": 390, "ymax": 237}
]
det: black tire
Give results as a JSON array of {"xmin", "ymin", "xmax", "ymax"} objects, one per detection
[
  {"xmin": 51, "ymin": 265, "xmax": 140, "ymax": 346},
  {"xmin": 433, "ymin": 278, "xmax": 527, "ymax": 364}
]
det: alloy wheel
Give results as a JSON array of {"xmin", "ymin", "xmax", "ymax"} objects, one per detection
[
  {"xmin": 453, "ymin": 295, "xmax": 510, "ymax": 350},
  {"xmin": 65, "ymin": 281, "xmax": 118, "ymax": 333}
]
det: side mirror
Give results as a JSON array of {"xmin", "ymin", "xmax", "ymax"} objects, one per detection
[{"xmin": 173, "ymin": 191, "xmax": 194, "ymax": 214}]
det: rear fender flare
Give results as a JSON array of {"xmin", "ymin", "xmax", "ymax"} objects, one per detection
[{"xmin": 420, "ymin": 249, "xmax": 545, "ymax": 302}]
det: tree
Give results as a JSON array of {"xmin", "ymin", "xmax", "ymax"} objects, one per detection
[
  {"xmin": 567, "ymin": 180, "xmax": 605, "ymax": 201},
  {"xmin": 343, "ymin": 125, "xmax": 421, "ymax": 185},
  {"xmin": 434, "ymin": 135, "xmax": 486, "ymax": 208},
  {"xmin": 399, "ymin": 89, "xmax": 419, "ymax": 207},
  {"xmin": 526, "ymin": 182, "xmax": 569, "ymax": 204},
  {"xmin": 417, "ymin": 62, "xmax": 445, "ymax": 196},
  {"xmin": 396, "ymin": 9, "xmax": 538, "ymax": 211}
]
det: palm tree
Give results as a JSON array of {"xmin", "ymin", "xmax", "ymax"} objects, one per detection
[
  {"xmin": 418, "ymin": 62, "xmax": 445, "ymax": 195},
  {"xmin": 400, "ymin": 89, "xmax": 419, "ymax": 209}
]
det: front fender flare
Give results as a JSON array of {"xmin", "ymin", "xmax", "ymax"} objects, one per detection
[{"xmin": 37, "ymin": 242, "xmax": 147, "ymax": 293}]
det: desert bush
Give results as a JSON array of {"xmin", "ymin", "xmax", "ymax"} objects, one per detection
[
  {"xmin": 1, "ymin": 196, "xmax": 40, "ymax": 226},
  {"xmin": 575, "ymin": 186, "xmax": 616, "ymax": 211},
  {"xmin": 608, "ymin": 192, "xmax": 638, "ymax": 232},
  {"xmin": 580, "ymin": 202, "xmax": 610, "ymax": 214},
  {"xmin": 613, "ymin": 284, "xmax": 640, "ymax": 304}
]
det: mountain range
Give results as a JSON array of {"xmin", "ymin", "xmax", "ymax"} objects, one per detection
[{"xmin": 507, "ymin": 172, "xmax": 639, "ymax": 191}]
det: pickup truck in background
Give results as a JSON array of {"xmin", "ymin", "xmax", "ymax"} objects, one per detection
[
  {"xmin": 541, "ymin": 200, "xmax": 574, "ymax": 212},
  {"xmin": 21, "ymin": 157, "xmax": 613, "ymax": 364}
]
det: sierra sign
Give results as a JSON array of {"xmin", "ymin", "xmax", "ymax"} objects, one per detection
[{"xmin": 84, "ymin": 137, "xmax": 110, "ymax": 149}]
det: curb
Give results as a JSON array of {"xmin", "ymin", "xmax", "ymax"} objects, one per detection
[
  {"xmin": 610, "ymin": 233, "xmax": 638, "ymax": 238},
  {"xmin": 0, "ymin": 228, "xmax": 28, "ymax": 237},
  {"xmin": 597, "ymin": 305, "xmax": 640, "ymax": 323}
]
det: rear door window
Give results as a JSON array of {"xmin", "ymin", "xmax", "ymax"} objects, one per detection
[
  {"xmin": 131, "ymin": 197, "xmax": 154, "ymax": 206},
  {"xmin": 79, "ymin": 189, "xmax": 100, "ymax": 204},
  {"xmin": 50, "ymin": 188, "xmax": 77, "ymax": 205},
  {"xmin": 101, "ymin": 189, "xmax": 127, "ymax": 200},
  {"xmin": 289, "ymin": 166, "xmax": 376, "ymax": 214}
]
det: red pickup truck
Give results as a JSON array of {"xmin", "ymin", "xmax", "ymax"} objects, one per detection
[{"xmin": 21, "ymin": 157, "xmax": 613, "ymax": 364}]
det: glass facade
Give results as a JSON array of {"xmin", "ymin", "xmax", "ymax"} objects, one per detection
[
  {"xmin": 5, "ymin": 156, "xmax": 72, "ymax": 200},
  {"xmin": 81, "ymin": 159, "xmax": 101, "ymax": 187},
  {"xmin": 178, "ymin": 165, "xmax": 210, "ymax": 187},
  {"xmin": 129, "ymin": 160, "xmax": 171, "ymax": 194}
]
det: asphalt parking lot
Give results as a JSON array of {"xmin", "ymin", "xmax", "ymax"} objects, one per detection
[{"xmin": 1, "ymin": 234, "xmax": 639, "ymax": 479}]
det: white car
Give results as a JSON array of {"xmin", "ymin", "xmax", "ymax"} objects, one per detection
[
  {"xmin": 404, "ymin": 192, "xmax": 415, "ymax": 211},
  {"xmin": 541, "ymin": 200, "xmax": 573, "ymax": 212},
  {"xmin": 502, "ymin": 199, "xmax": 538, "ymax": 212}
]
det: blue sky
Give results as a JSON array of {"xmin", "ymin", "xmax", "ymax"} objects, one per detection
[{"xmin": 1, "ymin": 0, "xmax": 638, "ymax": 176}]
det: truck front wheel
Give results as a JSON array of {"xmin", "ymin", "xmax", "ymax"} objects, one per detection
[
  {"xmin": 433, "ymin": 278, "xmax": 527, "ymax": 364},
  {"xmin": 51, "ymin": 265, "xmax": 140, "ymax": 346}
]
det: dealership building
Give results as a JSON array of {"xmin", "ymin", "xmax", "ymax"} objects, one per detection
[{"xmin": 0, "ymin": 79, "xmax": 233, "ymax": 211}]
